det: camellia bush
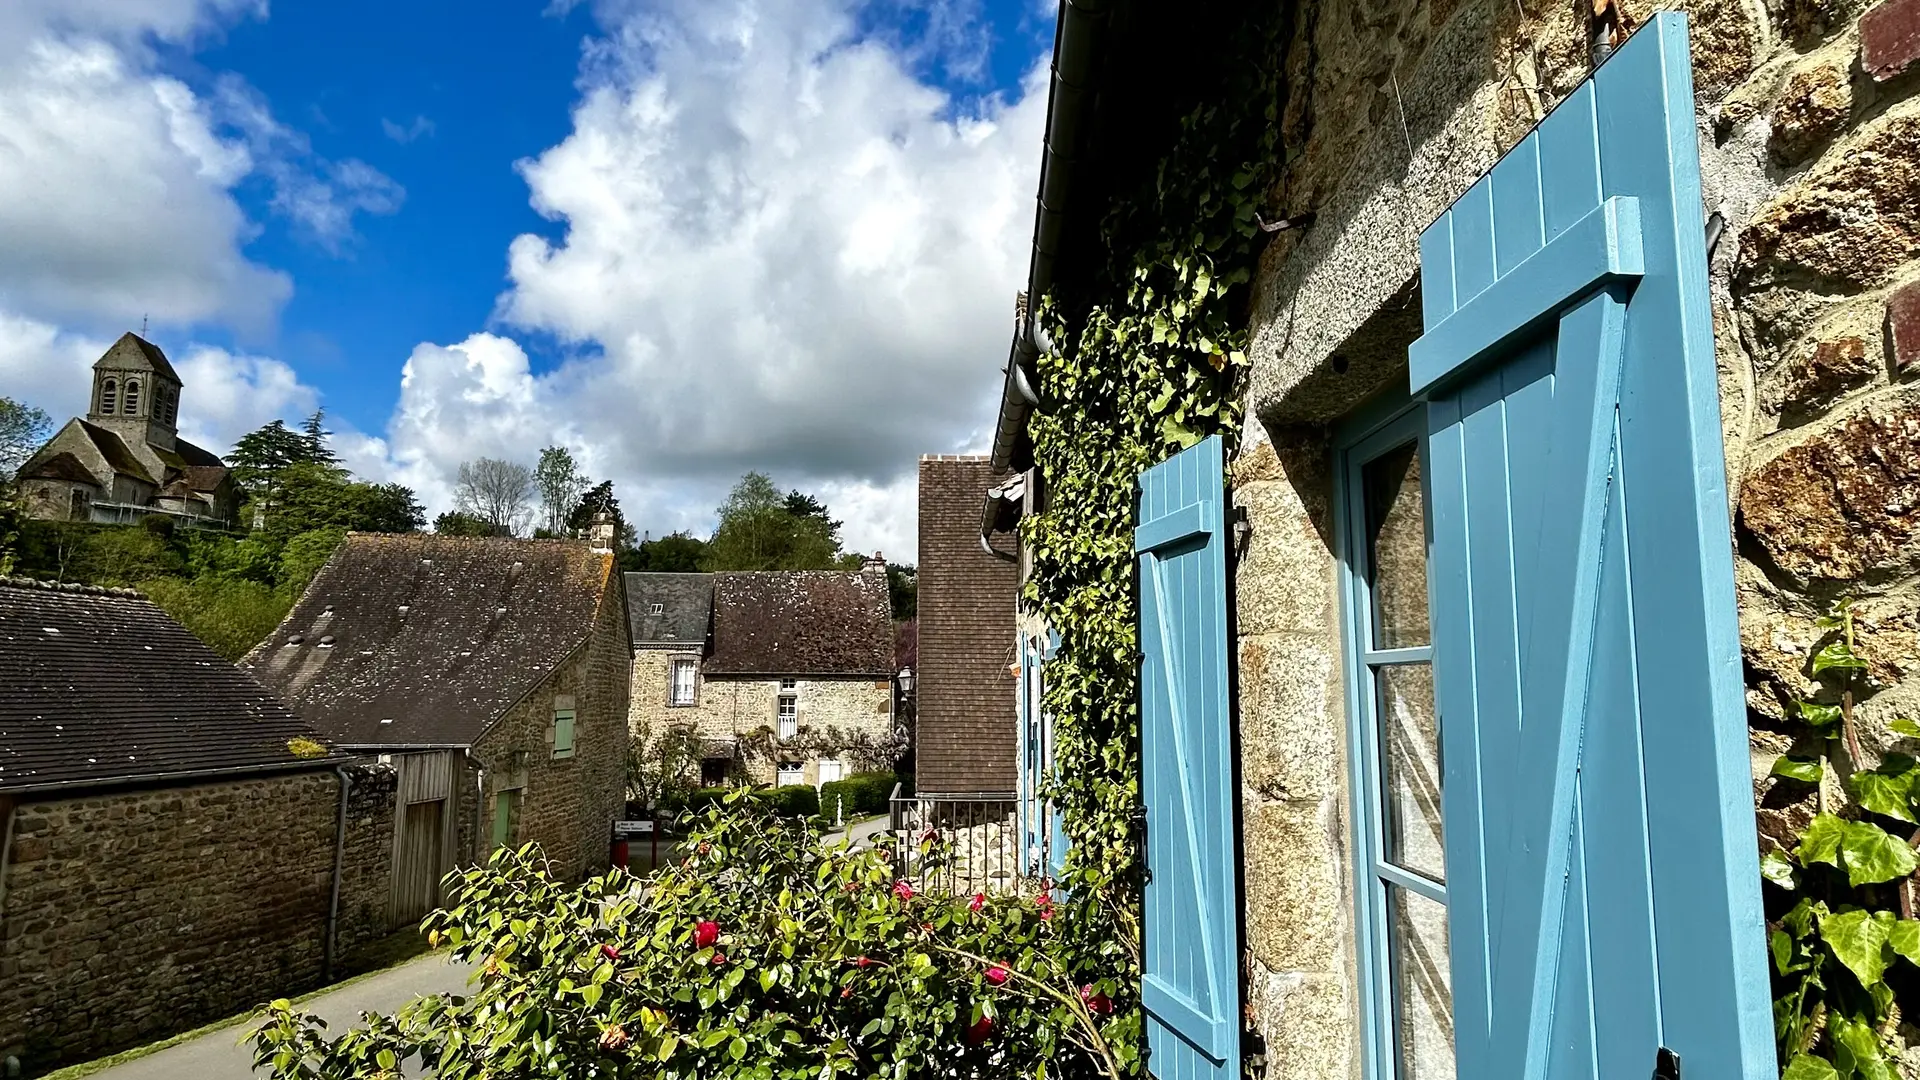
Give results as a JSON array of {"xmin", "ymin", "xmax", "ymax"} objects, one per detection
[{"xmin": 251, "ymin": 793, "xmax": 1135, "ymax": 1079}]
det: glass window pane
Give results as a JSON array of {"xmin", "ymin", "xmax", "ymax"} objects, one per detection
[
  {"xmin": 1389, "ymin": 885, "xmax": 1454, "ymax": 1080},
  {"xmin": 1379, "ymin": 662, "xmax": 1443, "ymax": 881},
  {"xmin": 1365, "ymin": 443, "xmax": 1430, "ymax": 649}
]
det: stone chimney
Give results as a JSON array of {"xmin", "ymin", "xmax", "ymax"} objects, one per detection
[
  {"xmin": 862, "ymin": 550, "xmax": 887, "ymax": 576},
  {"xmin": 589, "ymin": 512, "xmax": 616, "ymax": 555}
]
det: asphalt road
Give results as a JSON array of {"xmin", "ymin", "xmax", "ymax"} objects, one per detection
[{"xmin": 92, "ymin": 951, "xmax": 475, "ymax": 1080}]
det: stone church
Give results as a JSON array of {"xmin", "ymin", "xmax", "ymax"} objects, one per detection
[{"xmin": 13, "ymin": 333, "xmax": 237, "ymax": 528}]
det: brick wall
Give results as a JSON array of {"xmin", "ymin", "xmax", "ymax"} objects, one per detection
[
  {"xmin": 916, "ymin": 456, "xmax": 1018, "ymax": 795},
  {"xmin": 475, "ymin": 569, "xmax": 630, "ymax": 882},
  {"xmin": 0, "ymin": 766, "xmax": 395, "ymax": 1074}
]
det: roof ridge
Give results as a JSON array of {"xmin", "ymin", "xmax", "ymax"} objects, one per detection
[
  {"xmin": 0, "ymin": 575, "xmax": 145, "ymax": 599},
  {"xmin": 919, "ymin": 454, "xmax": 991, "ymax": 461}
]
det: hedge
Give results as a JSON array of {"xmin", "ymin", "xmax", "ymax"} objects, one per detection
[
  {"xmin": 677, "ymin": 784, "xmax": 819, "ymax": 819},
  {"xmin": 818, "ymin": 771, "xmax": 903, "ymax": 819}
]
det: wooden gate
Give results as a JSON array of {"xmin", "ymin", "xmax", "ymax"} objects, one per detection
[{"xmin": 389, "ymin": 751, "xmax": 459, "ymax": 927}]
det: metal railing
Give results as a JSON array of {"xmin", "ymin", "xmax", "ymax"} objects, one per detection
[{"xmin": 888, "ymin": 788, "xmax": 1020, "ymax": 896}]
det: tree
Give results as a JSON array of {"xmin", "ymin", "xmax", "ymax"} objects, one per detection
[
  {"xmin": 0, "ymin": 396, "xmax": 52, "ymax": 478},
  {"xmin": 533, "ymin": 446, "xmax": 589, "ymax": 536},
  {"xmin": 354, "ymin": 483, "xmax": 426, "ymax": 534},
  {"xmin": 622, "ymin": 531, "xmax": 708, "ymax": 573},
  {"xmin": 299, "ymin": 408, "xmax": 340, "ymax": 467},
  {"xmin": 227, "ymin": 418, "xmax": 332, "ymax": 509},
  {"xmin": 434, "ymin": 510, "xmax": 500, "ymax": 537},
  {"xmin": 566, "ymin": 479, "xmax": 626, "ymax": 540},
  {"xmin": 453, "ymin": 458, "xmax": 534, "ymax": 536},
  {"xmin": 702, "ymin": 473, "xmax": 848, "ymax": 571},
  {"xmin": 888, "ymin": 562, "xmax": 917, "ymax": 618}
]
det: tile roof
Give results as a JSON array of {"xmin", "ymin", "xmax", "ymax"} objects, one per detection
[
  {"xmin": 915, "ymin": 456, "xmax": 1018, "ymax": 795},
  {"xmin": 624, "ymin": 573, "xmax": 714, "ymax": 646},
  {"xmin": 245, "ymin": 534, "xmax": 618, "ymax": 746},
  {"xmin": 705, "ymin": 570, "xmax": 892, "ymax": 676},
  {"xmin": 0, "ymin": 576, "xmax": 343, "ymax": 793},
  {"xmin": 94, "ymin": 332, "xmax": 183, "ymax": 384},
  {"xmin": 74, "ymin": 420, "xmax": 154, "ymax": 484},
  {"xmin": 19, "ymin": 451, "xmax": 97, "ymax": 485}
]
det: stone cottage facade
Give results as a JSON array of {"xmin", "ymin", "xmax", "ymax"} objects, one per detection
[
  {"xmin": 247, "ymin": 529, "xmax": 631, "ymax": 885},
  {"xmin": 627, "ymin": 560, "xmax": 896, "ymax": 789},
  {"xmin": 986, "ymin": 0, "xmax": 1920, "ymax": 1075},
  {"xmin": 0, "ymin": 577, "xmax": 394, "ymax": 1075},
  {"xmin": 13, "ymin": 333, "xmax": 237, "ymax": 528}
]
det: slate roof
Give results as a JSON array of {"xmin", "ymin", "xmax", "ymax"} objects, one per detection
[
  {"xmin": 915, "ymin": 456, "xmax": 1018, "ymax": 795},
  {"xmin": 705, "ymin": 570, "xmax": 892, "ymax": 676},
  {"xmin": 94, "ymin": 331, "xmax": 183, "ymax": 384},
  {"xmin": 74, "ymin": 420, "xmax": 154, "ymax": 484},
  {"xmin": 245, "ymin": 534, "xmax": 617, "ymax": 746},
  {"xmin": 19, "ymin": 451, "xmax": 96, "ymax": 485},
  {"xmin": 625, "ymin": 573, "xmax": 714, "ymax": 647},
  {"xmin": 0, "ymin": 577, "xmax": 343, "ymax": 794}
]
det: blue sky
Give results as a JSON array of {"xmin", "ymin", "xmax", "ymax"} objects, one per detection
[{"xmin": 0, "ymin": 0, "xmax": 1054, "ymax": 554}]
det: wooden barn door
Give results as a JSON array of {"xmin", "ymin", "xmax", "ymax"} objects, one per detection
[
  {"xmin": 1412, "ymin": 14, "xmax": 1771, "ymax": 1077},
  {"xmin": 389, "ymin": 751, "xmax": 458, "ymax": 927},
  {"xmin": 1136, "ymin": 434, "xmax": 1239, "ymax": 1079}
]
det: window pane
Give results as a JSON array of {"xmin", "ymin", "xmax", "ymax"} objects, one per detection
[
  {"xmin": 1365, "ymin": 443, "xmax": 1429, "ymax": 649},
  {"xmin": 1388, "ymin": 885, "xmax": 1454, "ymax": 1080},
  {"xmin": 1379, "ymin": 662, "xmax": 1443, "ymax": 881}
]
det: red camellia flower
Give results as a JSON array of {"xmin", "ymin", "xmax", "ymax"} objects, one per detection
[
  {"xmin": 856, "ymin": 956, "xmax": 873, "ymax": 968},
  {"xmin": 966, "ymin": 1015, "xmax": 994, "ymax": 1045},
  {"xmin": 892, "ymin": 880, "xmax": 915, "ymax": 901},
  {"xmin": 1080, "ymin": 985, "xmax": 1114, "ymax": 1015},
  {"xmin": 694, "ymin": 920, "xmax": 720, "ymax": 948},
  {"xmin": 600, "ymin": 943, "xmax": 620, "ymax": 962},
  {"xmin": 985, "ymin": 965, "xmax": 1009, "ymax": 986},
  {"xmin": 969, "ymin": 893, "xmax": 985, "ymax": 912},
  {"xmin": 711, "ymin": 952, "xmax": 727, "ymax": 965}
]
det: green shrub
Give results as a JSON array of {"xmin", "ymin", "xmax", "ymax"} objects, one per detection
[
  {"xmin": 138, "ymin": 576, "xmax": 291, "ymax": 661},
  {"xmin": 679, "ymin": 783, "xmax": 819, "ymax": 820},
  {"xmin": 251, "ymin": 794, "xmax": 1133, "ymax": 1078},
  {"xmin": 820, "ymin": 771, "xmax": 901, "ymax": 818}
]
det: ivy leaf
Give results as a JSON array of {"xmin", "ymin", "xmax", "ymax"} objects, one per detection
[
  {"xmin": 1761, "ymin": 849, "xmax": 1799, "ymax": 889},
  {"xmin": 1800, "ymin": 813, "xmax": 1847, "ymax": 868},
  {"xmin": 1888, "ymin": 919, "xmax": 1920, "ymax": 967},
  {"xmin": 1812, "ymin": 641, "xmax": 1867, "ymax": 676},
  {"xmin": 1771, "ymin": 928, "xmax": 1798, "ymax": 974},
  {"xmin": 1830, "ymin": 1015, "xmax": 1896, "ymax": 1080},
  {"xmin": 1781, "ymin": 1055, "xmax": 1839, "ymax": 1080},
  {"xmin": 1890, "ymin": 718, "xmax": 1920, "ymax": 739},
  {"xmin": 1772, "ymin": 756, "xmax": 1824, "ymax": 783},
  {"xmin": 1840, "ymin": 820, "xmax": 1920, "ymax": 886},
  {"xmin": 1848, "ymin": 762, "xmax": 1919, "ymax": 823},
  {"xmin": 1795, "ymin": 700, "xmax": 1843, "ymax": 728},
  {"xmin": 1819, "ymin": 908, "xmax": 1891, "ymax": 987}
]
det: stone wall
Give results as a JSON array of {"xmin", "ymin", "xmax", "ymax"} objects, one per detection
[
  {"xmin": 1232, "ymin": 0, "xmax": 1920, "ymax": 1073},
  {"xmin": 0, "ymin": 766, "xmax": 396, "ymax": 1074},
  {"xmin": 628, "ymin": 652, "xmax": 894, "ymax": 786},
  {"xmin": 475, "ymin": 570, "xmax": 631, "ymax": 882}
]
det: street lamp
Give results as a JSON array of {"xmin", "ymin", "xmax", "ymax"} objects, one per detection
[{"xmin": 896, "ymin": 666, "xmax": 914, "ymax": 696}]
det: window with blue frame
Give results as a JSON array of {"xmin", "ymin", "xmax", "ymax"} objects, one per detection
[{"xmin": 1337, "ymin": 404, "xmax": 1452, "ymax": 1080}]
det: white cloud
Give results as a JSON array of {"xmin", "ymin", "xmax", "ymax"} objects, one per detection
[
  {"xmin": 381, "ymin": 115, "xmax": 436, "ymax": 144},
  {"xmin": 171, "ymin": 345, "xmax": 321, "ymax": 454},
  {"xmin": 0, "ymin": 310, "xmax": 112, "ymax": 419},
  {"xmin": 370, "ymin": 0, "xmax": 1043, "ymax": 554}
]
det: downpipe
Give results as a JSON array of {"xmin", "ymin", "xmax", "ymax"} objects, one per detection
[{"xmin": 323, "ymin": 765, "xmax": 351, "ymax": 982}]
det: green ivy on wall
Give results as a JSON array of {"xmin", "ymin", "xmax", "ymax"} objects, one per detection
[
  {"xmin": 1763, "ymin": 598, "xmax": 1920, "ymax": 1080},
  {"xmin": 1016, "ymin": 7, "xmax": 1287, "ymax": 1070}
]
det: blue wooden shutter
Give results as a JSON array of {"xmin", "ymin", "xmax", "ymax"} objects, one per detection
[
  {"xmin": 1136, "ymin": 434, "xmax": 1238, "ymax": 1077},
  {"xmin": 1412, "ymin": 14, "xmax": 1771, "ymax": 1078}
]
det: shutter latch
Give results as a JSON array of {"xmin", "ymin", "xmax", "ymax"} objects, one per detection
[{"xmin": 1651, "ymin": 1047, "xmax": 1681, "ymax": 1080}]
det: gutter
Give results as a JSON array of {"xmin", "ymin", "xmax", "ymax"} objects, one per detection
[
  {"xmin": 0, "ymin": 756, "xmax": 345, "ymax": 799},
  {"xmin": 323, "ymin": 765, "xmax": 351, "ymax": 982},
  {"xmin": 989, "ymin": 0, "xmax": 1112, "ymax": 472}
]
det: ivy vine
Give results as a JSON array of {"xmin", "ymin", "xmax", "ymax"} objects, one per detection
[
  {"xmin": 1764, "ymin": 598, "xmax": 1920, "ymax": 1080},
  {"xmin": 1015, "ymin": 7, "xmax": 1288, "ymax": 1072}
]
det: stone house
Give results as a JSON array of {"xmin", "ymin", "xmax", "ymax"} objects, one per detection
[
  {"xmin": 914, "ymin": 455, "xmax": 1020, "ymax": 800},
  {"xmin": 628, "ymin": 559, "xmax": 896, "ymax": 790},
  {"xmin": 0, "ymin": 576, "xmax": 396, "ymax": 1076},
  {"xmin": 246, "ymin": 528, "xmax": 631, "ymax": 888},
  {"xmin": 13, "ymin": 333, "xmax": 237, "ymax": 528},
  {"xmin": 987, "ymin": 0, "xmax": 1920, "ymax": 1077}
]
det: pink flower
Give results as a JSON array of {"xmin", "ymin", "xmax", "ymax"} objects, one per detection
[
  {"xmin": 600, "ymin": 943, "xmax": 620, "ymax": 962},
  {"xmin": 968, "ymin": 893, "xmax": 985, "ymax": 912},
  {"xmin": 842, "ymin": 986, "xmax": 854, "ymax": 999},
  {"xmin": 1034, "ymin": 893, "xmax": 1054, "ymax": 921},
  {"xmin": 966, "ymin": 1015, "xmax": 994, "ymax": 1045},
  {"xmin": 855, "ymin": 956, "xmax": 873, "ymax": 968},
  {"xmin": 694, "ymin": 920, "xmax": 720, "ymax": 948},
  {"xmin": 892, "ymin": 880, "xmax": 916, "ymax": 901},
  {"xmin": 985, "ymin": 965, "xmax": 1009, "ymax": 986},
  {"xmin": 711, "ymin": 952, "xmax": 727, "ymax": 966}
]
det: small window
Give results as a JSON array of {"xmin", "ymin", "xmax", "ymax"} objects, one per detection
[
  {"xmin": 99, "ymin": 378, "xmax": 117, "ymax": 414},
  {"xmin": 777, "ymin": 695, "xmax": 797, "ymax": 740},
  {"xmin": 701, "ymin": 757, "xmax": 730, "ymax": 786},
  {"xmin": 777, "ymin": 761, "xmax": 804, "ymax": 787},
  {"xmin": 552, "ymin": 709, "xmax": 576, "ymax": 759},
  {"xmin": 648, "ymin": 602, "xmax": 664, "ymax": 615},
  {"xmin": 123, "ymin": 379, "xmax": 140, "ymax": 415},
  {"xmin": 779, "ymin": 677, "xmax": 797, "ymax": 691},
  {"xmin": 669, "ymin": 658, "xmax": 697, "ymax": 706}
]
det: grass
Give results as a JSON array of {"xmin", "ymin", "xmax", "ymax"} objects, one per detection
[{"xmin": 35, "ymin": 931, "xmax": 446, "ymax": 1080}]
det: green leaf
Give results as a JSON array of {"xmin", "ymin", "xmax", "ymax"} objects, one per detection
[
  {"xmin": 580, "ymin": 983, "xmax": 601, "ymax": 1008},
  {"xmin": 1761, "ymin": 849, "xmax": 1799, "ymax": 889},
  {"xmin": 1840, "ymin": 820, "xmax": 1919, "ymax": 886},
  {"xmin": 1800, "ymin": 813, "xmax": 1847, "ymax": 867},
  {"xmin": 1781, "ymin": 1055, "xmax": 1840, "ymax": 1080},
  {"xmin": 1819, "ymin": 907, "xmax": 1891, "ymax": 986},
  {"xmin": 1772, "ymin": 756, "xmax": 1824, "ymax": 783},
  {"xmin": 1831, "ymin": 1016, "xmax": 1896, "ymax": 1080},
  {"xmin": 1813, "ymin": 641, "xmax": 1867, "ymax": 676},
  {"xmin": 1891, "ymin": 718, "xmax": 1920, "ymax": 738},
  {"xmin": 1771, "ymin": 928, "xmax": 1794, "ymax": 974},
  {"xmin": 1797, "ymin": 700, "xmax": 1844, "ymax": 728},
  {"xmin": 376, "ymin": 1049, "xmax": 397, "ymax": 1071},
  {"xmin": 1848, "ymin": 767, "xmax": 1918, "ymax": 823},
  {"xmin": 1888, "ymin": 919, "xmax": 1920, "ymax": 966}
]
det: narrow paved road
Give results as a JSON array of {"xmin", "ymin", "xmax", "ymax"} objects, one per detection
[{"xmin": 94, "ymin": 951, "xmax": 474, "ymax": 1080}]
